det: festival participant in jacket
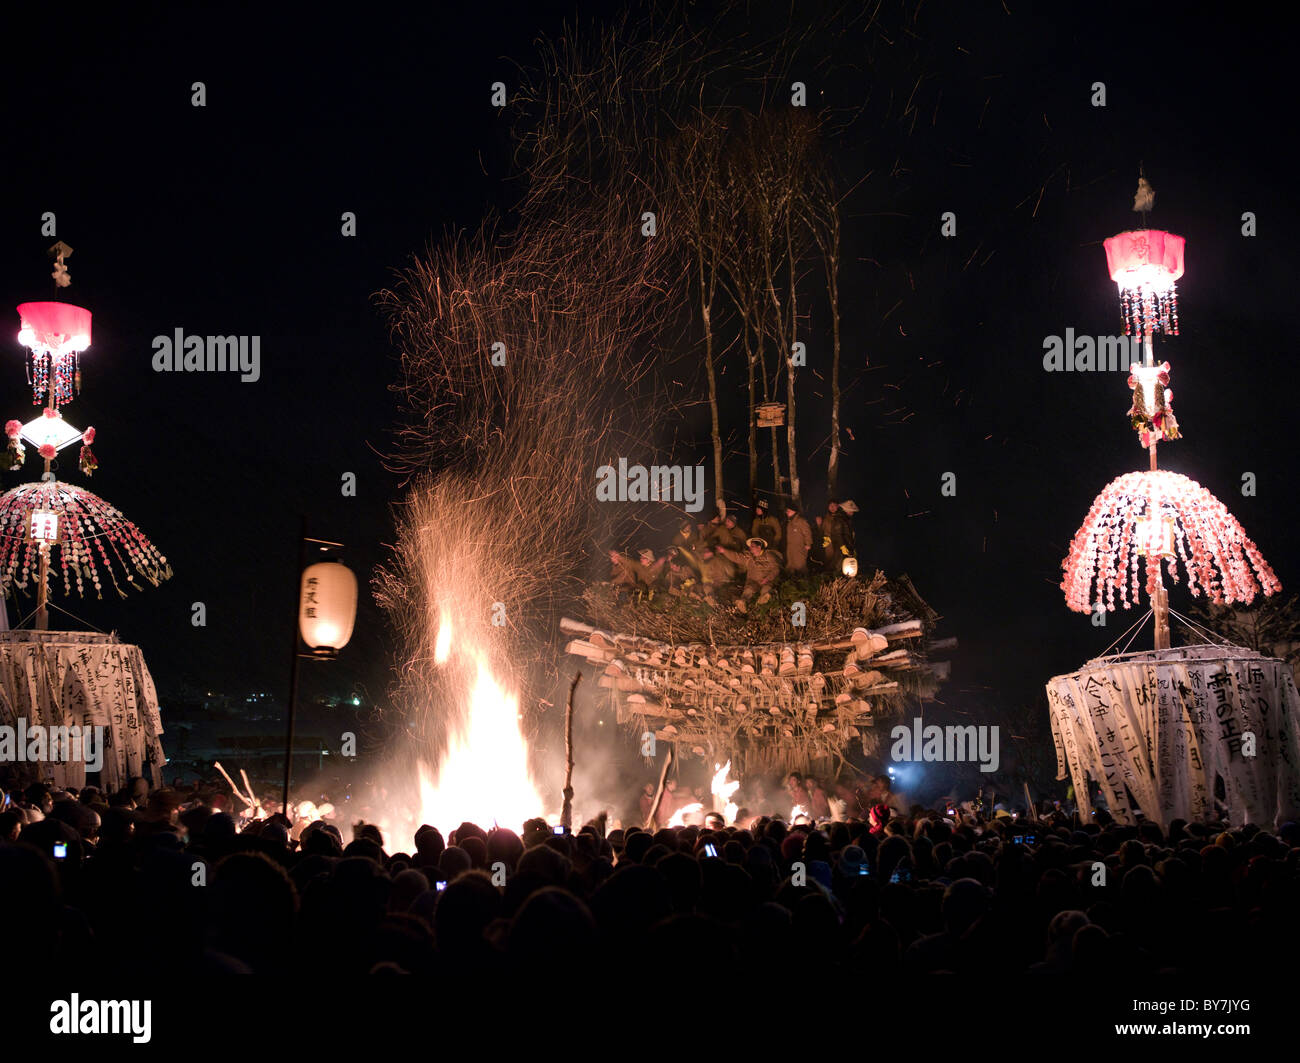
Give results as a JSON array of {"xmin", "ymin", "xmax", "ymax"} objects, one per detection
[
  {"xmin": 696, "ymin": 546, "xmax": 737, "ymax": 606},
  {"xmin": 751, "ymin": 500, "xmax": 782, "ymax": 552},
  {"xmin": 635, "ymin": 548, "xmax": 666, "ymax": 591},
  {"xmin": 698, "ymin": 545, "xmax": 737, "ymax": 585},
  {"xmin": 670, "ymin": 518, "xmax": 702, "ymax": 555},
  {"xmin": 807, "ymin": 777, "xmax": 832, "ymax": 820},
  {"xmin": 703, "ymin": 512, "xmax": 726, "ymax": 546},
  {"xmin": 638, "ymin": 783, "xmax": 656, "ymax": 824},
  {"xmin": 784, "ymin": 772, "xmax": 811, "ymax": 816},
  {"xmin": 823, "ymin": 499, "xmax": 855, "ymax": 569},
  {"xmin": 717, "ymin": 537, "xmax": 781, "ymax": 612},
  {"xmin": 711, "ymin": 512, "xmax": 747, "ymax": 552},
  {"xmin": 783, "ymin": 504, "xmax": 813, "ymax": 574},
  {"xmin": 665, "ymin": 549, "xmax": 700, "ymax": 597},
  {"xmin": 608, "ymin": 549, "xmax": 640, "ymax": 589}
]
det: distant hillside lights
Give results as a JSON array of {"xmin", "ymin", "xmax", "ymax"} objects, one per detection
[
  {"xmin": 1043, "ymin": 330, "xmax": 1144, "ymax": 372},
  {"xmin": 151, "ymin": 330, "xmax": 260, "ymax": 382}
]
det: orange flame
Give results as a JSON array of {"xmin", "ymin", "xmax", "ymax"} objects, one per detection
[
  {"xmin": 711, "ymin": 760, "xmax": 740, "ymax": 825},
  {"xmin": 414, "ymin": 611, "xmax": 545, "ymax": 832}
]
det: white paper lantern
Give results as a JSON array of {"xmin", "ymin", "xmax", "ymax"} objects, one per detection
[
  {"xmin": 299, "ymin": 561, "xmax": 357, "ymax": 654},
  {"xmin": 841, "ymin": 556, "xmax": 859, "ymax": 578}
]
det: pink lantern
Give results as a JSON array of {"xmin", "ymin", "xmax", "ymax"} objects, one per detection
[
  {"xmin": 16, "ymin": 302, "xmax": 92, "ymax": 408},
  {"xmin": 1103, "ymin": 230, "xmax": 1184, "ymax": 337},
  {"xmin": 16, "ymin": 302, "xmax": 92, "ymax": 354}
]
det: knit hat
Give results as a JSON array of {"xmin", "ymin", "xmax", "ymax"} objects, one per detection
[{"xmin": 837, "ymin": 844, "xmax": 868, "ymax": 876}]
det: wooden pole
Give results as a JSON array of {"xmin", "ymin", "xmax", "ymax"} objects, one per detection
[
  {"xmin": 645, "ymin": 742, "xmax": 675, "ymax": 831},
  {"xmin": 35, "ymin": 375, "xmax": 57, "ymax": 631},
  {"xmin": 1142, "ymin": 331, "xmax": 1171, "ymax": 651},
  {"xmin": 560, "ymin": 671, "xmax": 582, "ymax": 829},
  {"xmin": 36, "ymin": 545, "xmax": 49, "ymax": 631},
  {"xmin": 281, "ymin": 516, "xmax": 307, "ymax": 815},
  {"xmin": 1154, "ymin": 577, "xmax": 1170, "ymax": 650},
  {"xmin": 1023, "ymin": 781, "xmax": 1037, "ymax": 821}
]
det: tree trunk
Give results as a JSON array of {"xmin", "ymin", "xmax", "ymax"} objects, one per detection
[
  {"xmin": 760, "ymin": 311, "xmax": 782, "ymax": 498},
  {"xmin": 784, "ymin": 212, "xmax": 801, "ymax": 510},
  {"xmin": 758, "ymin": 260, "xmax": 783, "ymax": 499},
  {"xmin": 826, "ymin": 208, "xmax": 842, "ymax": 498},
  {"xmin": 744, "ymin": 321, "xmax": 758, "ymax": 497},
  {"xmin": 699, "ymin": 249, "xmax": 724, "ymax": 511}
]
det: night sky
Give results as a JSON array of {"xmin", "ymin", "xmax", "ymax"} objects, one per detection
[{"xmin": 2, "ymin": 2, "xmax": 1296, "ymax": 742}]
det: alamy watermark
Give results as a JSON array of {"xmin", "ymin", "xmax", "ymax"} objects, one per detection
[
  {"xmin": 50, "ymin": 995, "xmax": 151, "ymax": 1043},
  {"xmin": 152, "ymin": 329, "xmax": 261, "ymax": 382},
  {"xmin": 890, "ymin": 717, "xmax": 999, "ymax": 773},
  {"xmin": 596, "ymin": 458, "xmax": 705, "ymax": 513},
  {"xmin": 0, "ymin": 719, "xmax": 105, "ymax": 773},
  {"xmin": 1042, "ymin": 330, "xmax": 1144, "ymax": 373}
]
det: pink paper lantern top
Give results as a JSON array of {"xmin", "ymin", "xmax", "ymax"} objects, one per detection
[
  {"xmin": 1103, "ymin": 230, "xmax": 1185, "ymax": 290},
  {"xmin": 16, "ymin": 301, "xmax": 92, "ymax": 354}
]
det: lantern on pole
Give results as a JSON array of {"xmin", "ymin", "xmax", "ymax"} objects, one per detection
[
  {"xmin": 284, "ymin": 529, "xmax": 355, "ymax": 812},
  {"xmin": 1103, "ymin": 229, "xmax": 1184, "ymax": 338},
  {"xmin": 298, "ymin": 560, "xmax": 357, "ymax": 659},
  {"xmin": 16, "ymin": 301, "xmax": 92, "ymax": 408},
  {"xmin": 1134, "ymin": 509, "xmax": 1176, "ymax": 560}
]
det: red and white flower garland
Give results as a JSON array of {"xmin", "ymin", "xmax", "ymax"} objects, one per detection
[
  {"xmin": 0, "ymin": 481, "xmax": 170, "ymax": 599},
  {"xmin": 1061, "ymin": 470, "xmax": 1280, "ymax": 614}
]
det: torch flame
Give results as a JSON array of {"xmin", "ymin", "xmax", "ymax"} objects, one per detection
[
  {"xmin": 711, "ymin": 760, "xmax": 740, "ymax": 825},
  {"xmin": 667, "ymin": 802, "xmax": 704, "ymax": 827}
]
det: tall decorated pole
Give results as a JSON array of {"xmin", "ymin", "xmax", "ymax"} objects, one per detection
[
  {"xmin": 2, "ymin": 244, "xmax": 171, "ymax": 627},
  {"xmin": 1060, "ymin": 175, "xmax": 1279, "ymax": 646},
  {"xmin": 1047, "ymin": 175, "xmax": 1298, "ymax": 831}
]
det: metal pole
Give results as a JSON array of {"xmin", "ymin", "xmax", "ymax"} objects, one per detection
[{"xmin": 281, "ymin": 516, "xmax": 307, "ymax": 815}]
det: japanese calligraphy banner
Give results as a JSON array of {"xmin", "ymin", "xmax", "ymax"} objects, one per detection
[
  {"xmin": 0, "ymin": 630, "xmax": 166, "ymax": 792},
  {"xmin": 1047, "ymin": 645, "xmax": 1300, "ymax": 829}
]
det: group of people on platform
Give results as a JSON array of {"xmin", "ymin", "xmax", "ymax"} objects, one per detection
[{"xmin": 607, "ymin": 497, "xmax": 858, "ymax": 613}]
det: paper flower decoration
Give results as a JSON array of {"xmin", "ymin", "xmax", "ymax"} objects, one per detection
[
  {"xmin": 0, "ymin": 481, "xmax": 171, "ymax": 599},
  {"xmin": 1062, "ymin": 470, "xmax": 1280, "ymax": 613}
]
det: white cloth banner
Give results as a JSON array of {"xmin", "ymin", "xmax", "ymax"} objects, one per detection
[
  {"xmin": 0, "ymin": 631, "xmax": 166, "ymax": 792},
  {"xmin": 1047, "ymin": 645, "xmax": 1300, "ymax": 829}
]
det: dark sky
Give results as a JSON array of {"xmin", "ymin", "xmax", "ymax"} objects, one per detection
[{"xmin": 1, "ymin": 1, "xmax": 1296, "ymax": 732}]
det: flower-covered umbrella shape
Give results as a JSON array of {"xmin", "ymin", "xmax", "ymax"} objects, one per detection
[
  {"xmin": 1062, "ymin": 470, "xmax": 1280, "ymax": 614},
  {"xmin": 0, "ymin": 480, "xmax": 171, "ymax": 599}
]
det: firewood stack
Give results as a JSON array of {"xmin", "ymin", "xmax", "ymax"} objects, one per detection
[{"xmin": 561, "ymin": 616, "xmax": 952, "ymax": 773}]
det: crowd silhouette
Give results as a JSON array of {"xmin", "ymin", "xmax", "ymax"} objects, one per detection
[{"xmin": 3, "ymin": 777, "xmax": 1297, "ymax": 979}]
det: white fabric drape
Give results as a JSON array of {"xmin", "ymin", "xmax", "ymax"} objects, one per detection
[
  {"xmin": 0, "ymin": 630, "xmax": 166, "ymax": 792},
  {"xmin": 1047, "ymin": 645, "xmax": 1300, "ymax": 829}
]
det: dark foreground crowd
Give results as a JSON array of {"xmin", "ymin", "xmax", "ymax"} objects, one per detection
[{"xmin": 4, "ymin": 779, "xmax": 1298, "ymax": 979}]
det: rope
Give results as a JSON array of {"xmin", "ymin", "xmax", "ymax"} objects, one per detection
[
  {"xmin": 1168, "ymin": 606, "xmax": 1231, "ymax": 647},
  {"xmin": 1099, "ymin": 608, "xmax": 1152, "ymax": 657}
]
